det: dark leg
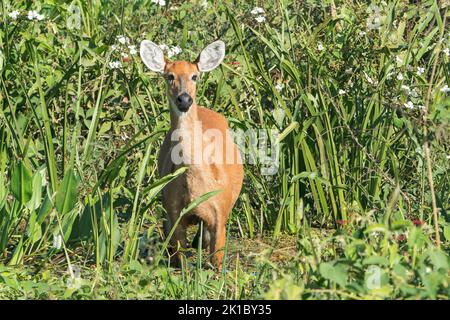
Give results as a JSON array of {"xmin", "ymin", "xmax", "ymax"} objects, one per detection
[{"xmin": 191, "ymin": 222, "xmax": 211, "ymax": 249}]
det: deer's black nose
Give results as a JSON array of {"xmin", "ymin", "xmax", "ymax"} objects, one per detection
[{"xmin": 176, "ymin": 93, "xmax": 193, "ymax": 112}]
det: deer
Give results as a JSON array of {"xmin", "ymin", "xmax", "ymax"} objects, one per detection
[{"xmin": 139, "ymin": 39, "xmax": 244, "ymax": 268}]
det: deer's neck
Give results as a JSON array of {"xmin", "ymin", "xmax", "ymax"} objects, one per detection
[{"xmin": 169, "ymin": 104, "xmax": 202, "ymax": 166}]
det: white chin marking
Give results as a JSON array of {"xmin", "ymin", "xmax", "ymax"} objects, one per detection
[{"xmin": 171, "ymin": 102, "xmax": 190, "ymax": 118}]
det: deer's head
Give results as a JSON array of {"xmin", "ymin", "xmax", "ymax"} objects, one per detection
[{"xmin": 140, "ymin": 40, "xmax": 225, "ymax": 115}]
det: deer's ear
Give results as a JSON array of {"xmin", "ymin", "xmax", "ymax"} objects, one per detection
[
  {"xmin": 197, "ymin": 40, "xmax": 225, "ymax": 72},
  {"xmin": 140, "ymin": 40, "xmax": 165, "ymax": 72}
]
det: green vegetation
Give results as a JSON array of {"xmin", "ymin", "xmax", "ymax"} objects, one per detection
[{"xmin": 0, "ymin": 0, "xmax": 449, "ymax": 299}]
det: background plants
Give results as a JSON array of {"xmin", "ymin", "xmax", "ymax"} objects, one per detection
[{"xmin": 0, "ymin": 0, "xmax": 449, "ymax": 299}]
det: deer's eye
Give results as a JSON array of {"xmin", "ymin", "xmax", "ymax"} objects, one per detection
[
  {"xmin": 192, "ymin": 75, "xmax": 198, "ymax": 81},
  {"xmin": 167, "ymin": 74, "xmax": 175, "ymax": 81}
]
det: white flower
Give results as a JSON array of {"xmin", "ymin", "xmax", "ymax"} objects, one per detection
[
  {"xmin": 397, "ymin": 73, "xmax": 404, "ymax": 80},
  {"xmin": 317, "ymin": 43, "xmax": 324, "ymax": 51},
  {"xmin": 52, "ymin": 234, "xmax": 63, "ymax": 249},
  {"xmin": 417, "ymin": 67, "xmax": 425, "ymax": 76},
  {"xmin": 27, "ymin": 10, "xmax": 36, "ymax": 20},
  {"xmin": 255, "ymin": 15, "xmax": 266, "ymax": 23},
  {"xmin": 109, "ymin": 61, "xmax": 122, "ymax": 69},
  {"xmin": 339, "ymin": 89, "xmax": 346, "ymax": 95},
  {"xmin": 159, "ymin": 44, "xmax": 182, "ymax": 58},
  {"xmin": 410, "ymin": 88, "xmax": 419, "ymax": 98},
  {"xmin": 121, "ymin": 52, "xmax": 129, "ymax": 58},
  {"xmin": 440, "ymin": 84, "xmax": 450, "ymax": 93},
  {"xmin": 151, "ymin": 0, "xmax": 166, "ymax": 6},
  {"xmin": 359, "ymin": 31, "xmax": 366, "ymax": 36},
  {"xmin": 417, "ymin": 105, "xmax": 425, "ymax": 111},
  {"xmin": 171, "ymin": 46, "xmax": 182, "ymax": 55},
  {"xmin": 8, "ymin": 10, "xmax": 20, "ymax": 20},
  {"xmin": 128, "ymin": 45, "xmax": 137, "ymax": 55},
  {"xmin": 28, "ymin": 10, "xmax": 44, "ymax": 21},
  {"xmin": 364, "ymin": 72, "xmax": 374, "ymax": 84},
  {"xmin": 395, "ymin": 56, "xmax": 403, "ymax": 64},
  {"xmin": 404, "ymin": 101, "xmax": 414, "ymax": 110},
  {"xmin": 401, "ymin": 85, "xmax": 410, "ymax": 94},
  {"xmin": 159, "ymin": 44, "xmax": 169, "ymax": 51},
  {"xmin": 251, "ymin": 7, "xmax": 265, "ymax": 15},
  {"xmin": 275, "ymin": 83, "xmax": 283, "ymax": 92},
  {"xmin": 111, "ymin": 45, "xmax": 117, "ymax": 51},
  {"xmin": 167, "ymin": 46, "xmax": 182, "ymax": 58},
  {"xmin": 116, "ymin": 35, "xmax": 130, "ymax": 45},
  {"xmin": 443, "ymin": 48, "xmax": 450, "ymax": 57}
]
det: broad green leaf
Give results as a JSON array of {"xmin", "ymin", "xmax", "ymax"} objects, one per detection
[
  {"xmin": 8, "ymin": 237, "xmax": 24, "ymax": 265},
  {"xmin": 98, "ymin": 121, "xmax": 111, "ymax": 135},
  {"xmin": 11, "ymin": 162, "xmax": 33, "ymax": 205},
  {"xmin": 319, "ymin": 261, "xmax": 348, "ymax": 287},
  {"xmin": 391, "ymin": 219, "xmax": 413, "ymax": 230},
  {"xmin": 363, "ymin": 256, "xmax": 389, "ymax": 266},
  {"xmin": 26, "ymin": 172, "xmax": 43, "ymax": 210},
  {"xmin": 37, "ymin": 194, "xmax": 53, "ymax": 225},
  {"xmin": 0, "ymin": 50, "xmax": 4, "ymax": 71},
  {"xmin": 364, "ymin": 224, "xmax": 388, "ymax": 234},
  {"xmin": 0, "ymin": 170, "xmax": 6, "ymax": 208},
  {"xmin": 55, "ymin": 169, "xmax": 80, "ymax": 215},
  {"xmin": 443, "ymin": 225, "xmax": 450, "ymax": 242},
  {"xmin": 407, "ymin": 227, "xmax": 428, "ymax": 250},
  {"xmin": 428, "ymin": 250, "xmax": 449, "ymax": 271}
]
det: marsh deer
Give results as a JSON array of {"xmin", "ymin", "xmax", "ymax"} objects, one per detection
[{"xmin": 140, "ymin": 40, "xmax": 244, "ymax": 268}]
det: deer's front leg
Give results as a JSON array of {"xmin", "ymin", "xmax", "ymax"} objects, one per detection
[{"xmin": 210, "ymin": 222, "xmax": 226, "ymax": 269}]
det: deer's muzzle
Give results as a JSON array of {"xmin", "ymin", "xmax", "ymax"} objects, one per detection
[{"xmin": 176, "ymin": 93, "xmax": 193, "ymax": 112}]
